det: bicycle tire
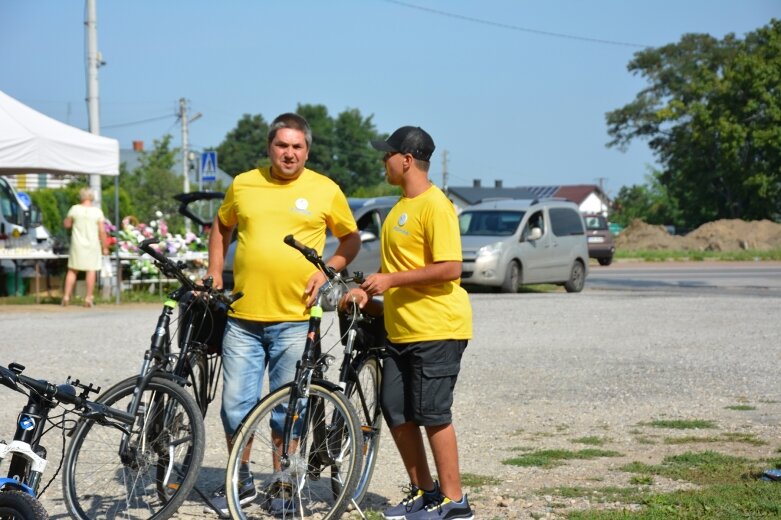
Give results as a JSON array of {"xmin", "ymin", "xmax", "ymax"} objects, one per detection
[
  {"xmin": 155, "ymin": 349, "xmax": 208, "ymax": 503},
  {"xmin": 334, "ymin": 354, "xmax": 382, "ymax": 506},
  {"xmin": 184, "ymin": 350, "xmax": 209, "ymax": 416},
  {"xmin": 225, "ymin": 382, "xmax": 363, "ymax": 519},
  {"xmin": 62, "ymin": 375, "xmax": 205, "ymax": 520},
  {"xmin": 0, "ymin": 489, "xmax": 48, "ymax": 520}
]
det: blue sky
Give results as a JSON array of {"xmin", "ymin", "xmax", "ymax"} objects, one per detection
[{"xmin": 1, "ymin": 1, "xmax": 777, "ymax": 197}]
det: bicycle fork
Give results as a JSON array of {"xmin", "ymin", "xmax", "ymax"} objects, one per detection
[{"xmin": 1, "ymin": 399, "xmax": 50, "ymax": 496}]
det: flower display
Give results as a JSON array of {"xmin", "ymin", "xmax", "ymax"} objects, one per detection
[{"xmin": 110, "ymin": 215, "xmax": 207, "ymax": 281}]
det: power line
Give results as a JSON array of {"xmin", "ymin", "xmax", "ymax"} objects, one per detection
[
  {"xmin": 102, "ymin": 113, "xmax": 175, "ymax": 129},
  {"xmin": 381, "ymin": 0, "xmax": 650, "ymax": 49}
]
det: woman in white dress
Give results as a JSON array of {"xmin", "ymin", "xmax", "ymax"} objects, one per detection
[{"xmin": 62, "ymin": 188, "xmax": 108, "ymax": 307}]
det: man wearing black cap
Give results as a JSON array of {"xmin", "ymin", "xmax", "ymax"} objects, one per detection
[{"xmin": 347, "ymin": 126, "xmax": 473, "ymax": 519}]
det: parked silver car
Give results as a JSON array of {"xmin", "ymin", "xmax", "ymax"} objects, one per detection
[{"xmin": 459, "ymin": 198, "xmax": 588, "ymax": 293}]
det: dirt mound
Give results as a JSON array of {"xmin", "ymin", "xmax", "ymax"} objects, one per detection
[{"xmin": 616, "ymin": 218, "xmax": 781, "ymax": 251}]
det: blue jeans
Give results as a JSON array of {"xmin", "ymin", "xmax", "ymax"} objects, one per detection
[{"xmin": 220, "ymin": 318, "xmax": 308, "ymax": 436}]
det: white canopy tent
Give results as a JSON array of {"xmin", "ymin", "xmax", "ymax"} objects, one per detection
[
  {"xmin": 0, "ymin": 90, "xmax": 122, "ymax": 302},
  {"xmin": 0, "ymin": 90, "xmax": 119, "ymax": 176}
]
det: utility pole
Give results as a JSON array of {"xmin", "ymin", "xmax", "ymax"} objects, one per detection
[
  {"xmin": 85, "ymin": 0, "xmax": 103, "ymax": 203},
  {"xmin": 441, "ymin": 149, "xmax": 449, "ymax": 191},
  {"xmin": 180, "ymin": 99, "xmax": 190, "ymax": 196},
  {"xmin": 179, "ymin": 98, "xmax": 201, "ymax": 232},
  {"xmin": 595, "ymin": 176, "xmax": 609, "ymax": 216}
]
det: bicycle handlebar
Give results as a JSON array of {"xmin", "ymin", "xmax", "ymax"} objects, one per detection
[
  {"xmin": 0, "ymin": 364, "xmax": 134, "ymax": 425},
  {"xmin": 138, "ymin": 238, "xmax": 242, "ymax": 307},
  {"xmin": 283, "ymin": 235, "xmax": 337, "ymax": 278},
  {"xmin": 283, "ymin": 234, "xmax": 370, "ymax": 287}
]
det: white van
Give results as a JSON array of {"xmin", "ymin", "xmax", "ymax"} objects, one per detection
[{"xmin": 459, "ymin": 198, "xmax": 588, "ymax": 293}]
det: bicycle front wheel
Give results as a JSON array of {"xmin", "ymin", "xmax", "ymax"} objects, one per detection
[
  {"xmin": 0, "ymin": 489, "xmax": 48, "ymax": 520},
  {"xmin": 226, "ymin": 382, "xmax": 363, "ymax": 519},
  {"xmin": 62, "ymin": 375, "xmax": 205, "ymax": 520},
  {"xmin": 335, "ymin": 354, "xmax": 382, "ymax": 506}
]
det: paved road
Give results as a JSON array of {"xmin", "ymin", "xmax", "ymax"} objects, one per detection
[{"xmin": 586, "ymin": 260, "xmax": 781, "ymax": 294}]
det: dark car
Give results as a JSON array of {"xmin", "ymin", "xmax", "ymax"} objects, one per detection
[
  {"xmin": 176, "ymin": 192, "xmax": 398, "ymax": 304},
  {"xmin": 583, "ymin": 213, "xmax": 616, "ymax": 266}
]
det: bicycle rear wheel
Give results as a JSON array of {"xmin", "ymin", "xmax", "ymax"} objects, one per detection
[
  {"xmin": 225, "ymin": 382, "xmax": 363, "ymax": 519},
  {"xmin": 334, "ymin": 354, "xmax": 382, "ymax": 506},
  {"xmin": 62, "ymin": 375, "xmax": 205, "ymax": 520}
]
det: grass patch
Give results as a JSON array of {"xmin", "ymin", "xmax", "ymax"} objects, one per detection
[
  {"xmin": 572, "ymin": 436, "xmax": 610, "ymax": 446},
  {"xmin": 620, "ymin": 451, "xmax": 753, "ymax": 485},
  {"xmin": 725, "ymin": 405, "xmax": 756, "ymax": 411},
  {"xmin": 542, "ymin": 486, "xmax": 648, "ymax": 504},
  {"xmin": 664, "ymin": 432, "xmax": 765, "ymax": 446},
  {"xmin": 614, "ymin": 249, "xmax": 781, "ymax": 262},
  {"xmin": 629, "ymin": 475, "xmax": 653, "ymax": 485},
  {"xmin": 567, "ymin": 482, "xmax": 781, "ymax": 519},
  {"xmin": 644, "ymin": 419, "xmax": 717, "ymax": 430},
  {"xmin": 563, "ymin": 452, "xmax": 781, "ymax": 519},
  {"xmin": 461, "ymin": 472, "xmax": 501, "ymax": 487},
  {"xmin": 503, "ymin": 448, "xmax": 622, "ymax": 468}
]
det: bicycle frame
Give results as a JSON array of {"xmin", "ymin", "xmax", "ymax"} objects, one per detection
[
  {"xmin": 276, "ymin": 235, "xmax": 383, "ymax": 481},
  {"xmin": 116, "ymin": 239, "xmax": 239, "ymax": 459}
]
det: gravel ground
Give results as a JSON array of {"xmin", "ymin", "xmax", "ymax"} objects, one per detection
[{"xmin": 2, "ymin": 287, "xmax": 780, "ymax": 519}]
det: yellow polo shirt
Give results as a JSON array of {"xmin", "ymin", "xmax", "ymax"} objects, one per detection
[
  {"xmin": 218, "ymin": 167, "xmax": 356, "ymax": 321},
  {"xmin": 380, "ymin": 185, "xmax": 472, "ymax": 343}
]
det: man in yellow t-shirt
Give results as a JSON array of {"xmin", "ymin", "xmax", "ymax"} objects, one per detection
[
  {"xmin": 205, "ymin": 113, "xmax": 359, "ymax": 514},
  {"xmin": 348, "ymin": 126, "xmax": 473, "ymax": 520}
]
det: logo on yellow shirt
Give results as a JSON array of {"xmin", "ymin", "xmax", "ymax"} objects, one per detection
[
  {"xmin": 292, "ymin": 198, "xmax": 312, "ymax": 216},
  {"xmin": 393, "ymin": 213, "xmax": 410, "ymax": 235}
]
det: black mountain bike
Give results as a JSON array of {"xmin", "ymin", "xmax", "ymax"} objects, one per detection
[
  {"xmin": 61, "ymin": 238, "xmax": 241, "ymax": 520},
  {"xmin": 224, "ymin": 235, "xmax": 386, "ymax": 519},
  {"xmin": 0, "ymin": 362, "xmax": 134, "ymax": 520}
]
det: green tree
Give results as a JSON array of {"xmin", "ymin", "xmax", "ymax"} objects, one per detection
[
  {"xmin": 606, "ymin": 19, "xmax": 781, "ymax": 228},
  {"xmin": 215, "ymin": 114, "xmax": 269, "ymax": 176},
  {"xmin": 610, "ymin": 174, "xmax": 680, "ymax": 228},
  {"xmin": 216, "ymin": 105, "xmax": 386, "ymax": 194},
  {"xmin": 120, "ymin": 135, "xmax": 184, "ymax": 231},
  {"xmin": 28, "ymin": 188, "xmax": 63, "ymax": 241}
]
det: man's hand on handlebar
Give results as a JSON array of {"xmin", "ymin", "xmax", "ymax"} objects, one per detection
[
  {"xmin": 304, "ymin": 270, "xmax": 329, "ymax": 308},
  {"xmin": 204, "ymin": 271, "xmax": 224, "ymax": 291},
  {"xmin": 339, "ymin": 288, "xmax": 383, "ymax": 317},
  {"xmin": 339, "ymin": 288, "xmax": 369, "ymax": 311}
]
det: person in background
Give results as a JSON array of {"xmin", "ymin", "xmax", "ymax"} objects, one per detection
[
  {"xmin": 205, "ymin": 112, "xmax": 360, "ymax": 515},
  {"xmin": 346, "ymin": 126, "xmax": 474, "ymax": 520},
  {"xmin": 62, "ymin": 187, "xmax": 108, "ymax": 307}
]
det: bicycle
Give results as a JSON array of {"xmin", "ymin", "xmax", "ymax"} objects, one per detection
[
  {"xmin": 61, "ymin": 238, "xmax": 241, "ymax": 520},
  {"xmin": 224, "ymin": 234, "xmax": 387, "ymax": 519},
  {"xmin": 0, "ymin": 362, "xmax": 135, "ymax": 520}
]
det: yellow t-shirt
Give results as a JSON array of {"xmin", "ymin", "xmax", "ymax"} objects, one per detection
[
  {"xmin": 380, "ymin": 185, "xmax": 472, "ymax": 343},
  {"xmin": 218, "ymin": 167, "xmax": 356, "ymax": 321}
]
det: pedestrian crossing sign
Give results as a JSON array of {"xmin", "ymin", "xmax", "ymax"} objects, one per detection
[{"xmin": 201, "ymin": 151, "xmax": 218, "ymax": 182}]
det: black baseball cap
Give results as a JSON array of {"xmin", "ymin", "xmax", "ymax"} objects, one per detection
[{"xmin": 371, "ymin": 126, "xmax": 435, "ymax": 161}]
